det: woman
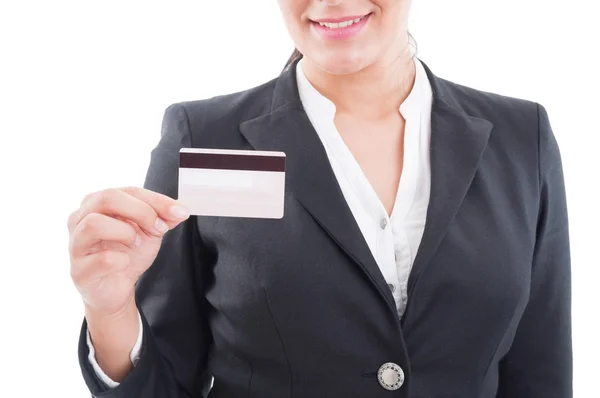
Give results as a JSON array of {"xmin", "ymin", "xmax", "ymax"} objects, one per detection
[{"xmin": 69, "ymin": 0, "xmax": 572, "ymax": 397}]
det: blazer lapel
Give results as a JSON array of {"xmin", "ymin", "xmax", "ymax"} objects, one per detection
[
  {"xmin": 239, "ymin": 63, "xmax": 398, "ymax": 313},
  {"xmin": 239, "ymin": 59, "xmax": 494, "ymax": 323},
  {"xmin": 402, "ymin": 61, "xmax": 494, "ymax": 323}
]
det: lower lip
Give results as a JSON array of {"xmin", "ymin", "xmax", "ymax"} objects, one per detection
[{"xmin": 311, "ymin": 14, "xmax": 370, "ymax": 40}]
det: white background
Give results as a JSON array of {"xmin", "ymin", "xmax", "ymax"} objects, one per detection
[{"xmin": 1, "ymin": 0, "xmax": 598, "ymax": 396}]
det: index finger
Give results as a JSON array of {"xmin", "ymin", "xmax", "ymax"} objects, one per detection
[{"xmin": 119, "ymin": 186, "xmax": 190, "ymax": 225}]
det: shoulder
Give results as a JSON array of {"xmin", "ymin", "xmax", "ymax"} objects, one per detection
[
  {"xmin": 439, "ymin": 76, "xmax": 555, "ymax": 162},
  {"xmin": 434, "ymin": 73, "xmax": 561, "ymax": 190},
  {"xmin": 172, "ymin": 77, "xmax": 278, "ymax": 128},
  {"xmin": 159, "ymin": 76, "xmax": 281, "ymax": 147},
  {"xmin": 438, "ymin": 76, "xmax": 540, "ymax": 132}
]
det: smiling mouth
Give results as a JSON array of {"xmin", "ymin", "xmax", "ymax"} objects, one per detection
[{"xmin": 314, "ymin": 14, "xmax": 370, "ymax": 29}]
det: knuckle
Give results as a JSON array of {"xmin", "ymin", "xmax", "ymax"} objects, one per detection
[
  {"xmin": 79, "ymin": 193, "xmax": 93, "ymax": 206},
  {"xmin": 70, "ymin": 257, "xmax": 86, "ymax": 283},
  {"xmin": 80, "ymin": 192, "xmax": 95, "ymax": 206},
  {"xmin": 97, "ymin": 251, "xmax": 128, "ymax": 271},
  {"xmin": 79, "ymin": 213, "xmax": 101, "ymax": 234},
  {"xmin": 68, "ymin": 235, "xmax": 76, "ymax": 255},
  {"xmin": 93, "ymin": 188, "xmax": 117, "ymax": 210},
  {"xmin": 96, "ymin": 250, "xmax": 115, "ymax": 269},
  {"xmin": 121, "ymin": 186, "xmax": 137, "ymax": 195},
  {"xmin": 127, "ymin": 228, "xmax": 138, "ymax": 245},
  {"xmin": 70, "ymin": 263, "xmax": 81, "ymax": 283},
  {"xmin": 98, "ymin": 189, "xmax": 115, "ymax": 206},
  {"xmin": 66, "ymin": 210, "xmax": 79, "ymax": 231}
]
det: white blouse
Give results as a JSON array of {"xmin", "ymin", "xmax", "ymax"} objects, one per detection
[{"xmin": 296, "ymin": 57, "xmax": 433, "ymax": 316}]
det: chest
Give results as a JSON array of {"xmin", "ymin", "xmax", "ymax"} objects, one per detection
[{"xmin": 333, "ymin": 112, "xmax": 406, "ymax": 216}]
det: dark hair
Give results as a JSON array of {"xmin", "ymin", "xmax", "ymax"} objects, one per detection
[{"xmin": 282, "ymin": 32, "xmax": 418, "ymax": 72}]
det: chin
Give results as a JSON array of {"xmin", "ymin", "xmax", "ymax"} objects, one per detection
[{"xmin": 309, "ymin": 50, "xmax": 376, "ymax": 75}]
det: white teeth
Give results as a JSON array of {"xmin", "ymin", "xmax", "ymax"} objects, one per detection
[{"xmin": 319, "ymin": 15, "xmax": 366, "ymax": 29}]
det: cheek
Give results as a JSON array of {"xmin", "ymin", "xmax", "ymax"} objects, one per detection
[
  {"xmin": 278, "ymin": 1, "xmax": 309, "ymax": 38},
  {"xmin": 375, "ymin": 2, "xmax": 411, "ymax": 47},
  {"xmin": 376, "ymin": 0, "xmax": 410, "ymax": 27}
]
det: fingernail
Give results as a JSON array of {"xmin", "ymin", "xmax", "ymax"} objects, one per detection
[
  {"xmin": 154, "ymin": 218, "xmax": 169, "ymax": 234},
  {"xmin": 135, "ymin": 234, "xmax": 142, "ymax": 246},
  {"xmin": 169, "ymin": 205, "xmax": 189, "ymax": 219}
]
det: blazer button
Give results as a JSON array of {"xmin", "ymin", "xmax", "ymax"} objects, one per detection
[{"xmin": 378, "ymin": 362, "xmax": 404, "ymax": 391}]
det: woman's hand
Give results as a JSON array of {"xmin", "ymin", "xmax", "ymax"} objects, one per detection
[{"xmin": 68, "ymin": 186, "xmax": 190, "ymax": 317}]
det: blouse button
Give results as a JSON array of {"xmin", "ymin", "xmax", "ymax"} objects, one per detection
[{"xmin": 380, "ymin": 218, "xmax": 388, "ymax": 229}]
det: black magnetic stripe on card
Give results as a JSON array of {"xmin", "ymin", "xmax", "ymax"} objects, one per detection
[{"xmin": 179, "ymin": 152, "xmax": 285, "ymax": 172}]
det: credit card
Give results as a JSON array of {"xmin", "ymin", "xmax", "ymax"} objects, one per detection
[{"xmin": 178, "ymin": 148, "xmax": 286, "ymax": 219}]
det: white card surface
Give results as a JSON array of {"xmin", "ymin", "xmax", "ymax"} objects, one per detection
[{"xmin": 178, "ymin": 148, "xmax": 286, "ymax": 219}]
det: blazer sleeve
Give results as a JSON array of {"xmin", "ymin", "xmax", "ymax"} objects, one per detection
[
  {"xmin": 78, "ymin": 103, "xmax": 213, "ymax": 397},
  {"xmin": 496, "ymin": 104, "xmax": 573, "ymax": 397}
]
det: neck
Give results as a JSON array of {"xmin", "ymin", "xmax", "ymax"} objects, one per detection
[{"xmin": 300, "ymin": 38, "xmax": 415, "ymax": 120}]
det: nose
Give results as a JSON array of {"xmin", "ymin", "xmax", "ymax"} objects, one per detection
[{"xmin": 320, "ymin": 0, "xmax": 343, "ymax": 5}]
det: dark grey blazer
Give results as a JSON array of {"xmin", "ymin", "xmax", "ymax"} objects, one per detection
[{"xmin": 78, "ymin": 58, "xmax": 572, "ymax": 397}]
